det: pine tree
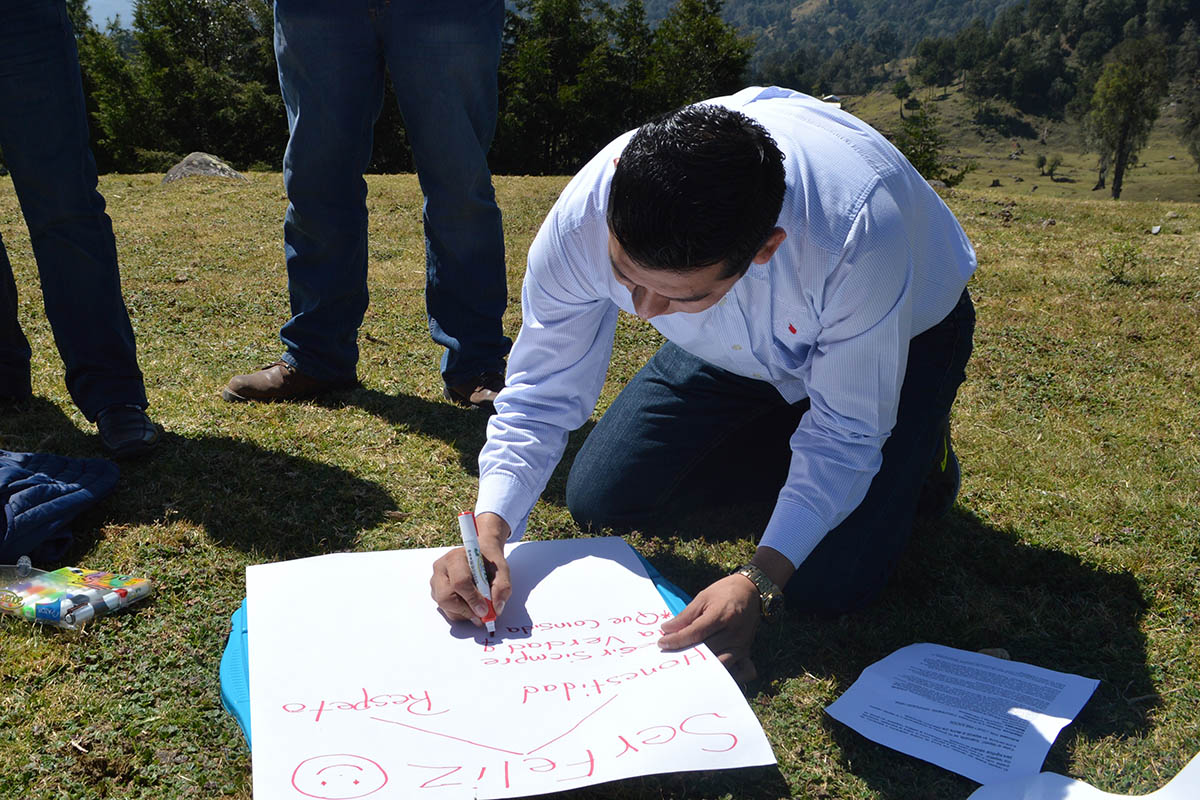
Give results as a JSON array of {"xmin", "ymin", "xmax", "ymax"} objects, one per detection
[
  {"xmin": 890, "ymin": 101, "xmax": 973, "ymax": 187},
  {"xmin": 77, "ymin": 0, "xmax": 284, "ymax": 171},
  {"xmin": 1085, "ymin": 38, "xmax": 1170, "ymax": 199},
  {"xmin": 1174, "ymin": 21, "xmax": 1200, "ymax": 172}
]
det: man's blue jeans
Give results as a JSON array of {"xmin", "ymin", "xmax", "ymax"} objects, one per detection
[
  {"xmin": 273, "ymin": 0, "xmax": 511, "ymax": 384},
  {"xmin": 0, "ymin": 0, "xmax": 146, "ymax": 419},
  {"xmin": 567, "ymin": 290, "xmax": 975, "ymax": 614}
]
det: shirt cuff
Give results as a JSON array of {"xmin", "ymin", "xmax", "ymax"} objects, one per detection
[
  {"xmin": 476, "ymin": 471, "xmax": 536, "ymax": 542},
  {"xmin": 758, "ymin": 499, "xmax": 829, "ymax": 568}
]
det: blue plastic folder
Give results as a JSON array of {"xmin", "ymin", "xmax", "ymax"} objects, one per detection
[{"xmin": 219, "ymin": 551, "xmax": 691, "ymax": 750}]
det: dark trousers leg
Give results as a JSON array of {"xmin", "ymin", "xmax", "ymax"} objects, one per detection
[
  {"xmin": 567, "ymin": 290, "xmax": 975, "ymax": 614},
  {"xmin": 0, "ymin": 235, "xmax": 34, "ymax": 398},
  {"xmin": 0, "ymin": 0, "xmax": 145, "ymax": 419},
  {"xmin": 381, "ymin": 0, "xmax": 510, "ymax": 383},
  {"xmin": 274, "ymin": 0, "xmax": 384, "ymax": 382}
]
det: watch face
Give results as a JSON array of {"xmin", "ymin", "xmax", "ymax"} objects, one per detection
[{"xmin": 763, "ymin": 592, "xmax": 785, "ymax": 618}]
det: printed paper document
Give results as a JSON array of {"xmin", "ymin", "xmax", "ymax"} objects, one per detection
[{"xmin": 825, "ymin": 642, "xmax": 1098, "ymax": 784}]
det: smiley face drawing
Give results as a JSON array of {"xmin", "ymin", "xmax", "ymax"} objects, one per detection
[{"xmin": 290, "ymin": 754, "xmax": 388, "ymax": 799}]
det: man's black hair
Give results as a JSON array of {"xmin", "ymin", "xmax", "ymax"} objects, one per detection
[{"xmin": 606, "ymin": 103, "xmax": 786, "ymax": 280}]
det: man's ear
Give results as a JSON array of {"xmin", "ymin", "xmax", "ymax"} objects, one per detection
[{"xmin": 752, "ymin": 228, "xmax": 788, "ymax": 264}]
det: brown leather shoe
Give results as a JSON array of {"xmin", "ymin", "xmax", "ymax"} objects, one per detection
[
  {"xmin": 443, "ymin": 371, "xmax": 505, "ymax": 413},
  {"xmin": 222, "ymin": 361, "xmax": 355, "ymax": 402}
]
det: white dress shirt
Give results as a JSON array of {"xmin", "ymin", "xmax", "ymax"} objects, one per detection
[{"xmin": 477, "ymin": 86, "xmax": 977, "ymax": 568}]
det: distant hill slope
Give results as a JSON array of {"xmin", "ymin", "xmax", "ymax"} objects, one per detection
[
  {"xmin": 633, "ymin": 0, "xmax": 1021, "ymax": 58},
  {"xmin": 504, "ymin": 1, "xmax": 1022, "ymax": 60},
  {"xmin": 848, "ymin": 82, "xmax": 1200, "ymax": 204}
]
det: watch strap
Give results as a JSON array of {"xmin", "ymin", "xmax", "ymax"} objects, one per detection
[{"xmin": 734, "ymin": 563, "xmax": 784, "ymax": 620}]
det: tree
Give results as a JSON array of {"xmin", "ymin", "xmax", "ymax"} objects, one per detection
[
  {"xmin": 1085, "ymin": 38, "xmax": 1170, "ymax": 199},
  {"xmin": 65, "ymin": 0, "xmax": 110, "ymax": 168},
  {"xmin": 1174, "ymin": 21, "xmax": 1200, "ymax": 171},
  {"xmin": 493, "ymin": 0, "xmax": 749, "ymax": 175},
  {"xmin": 912, "ymin": 36, "xmax": 956, "ymax": 92},
  {"xmin": 1045, "ymin": 153, "xmax": 1063, "ymax": 179},
  {"xmin": 1092, "ymin": 150, "xmax": 1110, "ymax": 191},
  {"xmin": 867, "ymin": 22, "xmax": 901, "ymax": 62},
  {"xmin": 953, "ymin": 18, "xmax": 993, "ymax": 85},
  {"xmin": 1036, "ymin": 153, "xmax": 1046, "ymax": 174},
  {"xmin": 493, "ymin": 0, "xmax": 610, "ymax": 174},
  {"xmin": 74, "ymin": 0, "xmax": 285, "ymax": 171},
  {"xmin": 892, "ymin": 77, "xmax": 912, "ymax": 118},
  {"xmin": 889, "ymin": 101, "xmax": 974, "ymax": 187},
  {"xmin": 646, "ymin": 0, "xmax": 751, "ymax": 111}
]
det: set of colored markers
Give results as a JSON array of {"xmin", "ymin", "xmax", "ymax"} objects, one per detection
[{"xmin": 0, "ymin": 564, "xmax": 154, "ymax": 629}]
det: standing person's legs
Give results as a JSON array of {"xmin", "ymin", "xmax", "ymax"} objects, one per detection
[
  {"xmin": 0, "ymin": 0, "xmax": 146, "ymax": 420},
  {"xmin": 381, "ymin": 0, "xmax": 510, "ymax": 400},
  {"xmin": 568, "ymin": 290, "xmax": 975, "ymax": 614},
  {"xmin": 0, "ymin": 236, "xmax": 33, "ymax": 403},
  {"xmin": 273, "ymin": 0, "xmax": 387, "ymax": 383}
]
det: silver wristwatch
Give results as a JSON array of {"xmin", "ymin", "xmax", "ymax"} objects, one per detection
[{"xmin": 733, "ymin": 564, "xmax": 785, "ymax": 620}]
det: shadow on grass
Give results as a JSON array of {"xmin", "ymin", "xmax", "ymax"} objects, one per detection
[
  {"xmin": 1, "ymin": 397, "xmax": 396, "ymax": 560},
  {"xmin": 555, "ymin": 505, "xmax": 1153, "ymax": 799},
  {"xmin": 334, "ymin": 388, "xmax": 492, "ymax": 477},
  {"xmin": 972, "ymin": 107, "xmax": 1038, "ymax": 139},
  {"xmin": 342, "ymin": 387, "xmax": 596, "ymax": 504},
  {"xmin": 794, "ymin": 509, "xmax": 1150, "ymax": 799}
]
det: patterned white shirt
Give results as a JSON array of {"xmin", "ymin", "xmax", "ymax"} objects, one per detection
[{"xmin": 478, "ymin": 86, "xmax": 977, "ymax": 567}]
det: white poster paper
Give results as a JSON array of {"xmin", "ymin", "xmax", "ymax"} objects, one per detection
[
  {"xmin": 825, "ymin": 643, "xmax": 1099, "ymax": 784},
  {"xmin": 246, "ymin": 537, "xmax": 775, "ymax": 800},
  {"xmin": 967, "ymin": 750, "xmax": 1200, "ymax": 800}
]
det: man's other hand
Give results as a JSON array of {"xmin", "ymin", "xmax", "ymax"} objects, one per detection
[
  {"xmin": 658, "ymin": 574, "xmax": 761, "ymax": 683},
  {"xmin": 430, "ymin": 512, "xmax": 512, "ymax": 627}
]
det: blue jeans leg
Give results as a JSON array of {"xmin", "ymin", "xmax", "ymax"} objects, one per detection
[
  {"xmin": 567, "ymin": 290, "xmax": 975, "ymax": 615},
  {"xmin": 786, "ymin": 290, "xmax": 974, "ymax": 613},
  {"xmin": 274, "ymin": 0, "xmax": 386, "ymax": 382},
  {"xmin": 0, "ymin": 0, "xmax": 146, "ymax": 419},
  {"xmin": 0, "ymin": 236, "xmax": 34, "ymax": 398},
  {"xmin": 566, "ymin": 343, "xmax": 802, "ymax": 530},
  {"xmin": 380, "ymin": 0, "xmax": 510, "ymax": 383}
]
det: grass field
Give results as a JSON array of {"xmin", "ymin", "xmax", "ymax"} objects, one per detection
[{"xmin": 1, "ymin": 171, "xmax": 1198, "ymax": 800}]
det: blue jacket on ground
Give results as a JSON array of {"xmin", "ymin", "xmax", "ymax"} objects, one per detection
[{"xmin": 0, "ymin": 450, "xmax": 119, "ymax": 563}]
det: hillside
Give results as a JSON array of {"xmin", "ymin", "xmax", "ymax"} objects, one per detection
[
  {"xmin": 847, "ymin": 83, "xmax": 1200, "ymax": 204},
  {"xmin": 643, "ymin": 0, "xmax": 1021, "ymax": 57}
]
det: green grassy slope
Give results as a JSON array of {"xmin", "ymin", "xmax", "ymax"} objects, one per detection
[{"xmin": 846, "ymin": 83, "xmax": 1200, "ymax": 204}]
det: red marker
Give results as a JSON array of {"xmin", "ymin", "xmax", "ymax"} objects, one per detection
[{"xmin": 457, "ymin": 511, "xmax": 497, "ymax": 634}]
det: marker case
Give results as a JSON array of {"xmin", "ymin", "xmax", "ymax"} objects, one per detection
[{"xmin": 0, "ymin": 563, "xmax": 154, "ymax": 629}]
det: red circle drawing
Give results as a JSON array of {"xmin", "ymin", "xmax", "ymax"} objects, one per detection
[{"xmin": 290, "ymin": 754, "xmax": 389, "ymax": 799}]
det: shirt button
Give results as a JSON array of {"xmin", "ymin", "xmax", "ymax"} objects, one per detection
[
  {"xmin": 731, "ymin": 344, "xmax": 742, "ymax": 351},
  {"xmin": 753, "ymin": 372, "xmax": 763, "ymax": 378}
]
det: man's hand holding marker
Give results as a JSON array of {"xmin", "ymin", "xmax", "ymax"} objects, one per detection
[{"xmin": 431, "ymin": 512, "xmax": 512, "ymax": 632}]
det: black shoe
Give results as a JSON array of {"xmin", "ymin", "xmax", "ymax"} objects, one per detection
[
  {"xmin": 0, "ymin": 378, "xmax": 32, "ymax": 412},
  {"xmin": 916, "ymin": 418, "xmax": 960, "ymax": 520},
  {"xmin": 0, "ymin": 392, "xmax": 32, "ymax": 413},
  {"xmin": 443, "ymin": 372, "xmax": 505, "ymax": 413},
  {"xmin": 96, "ymin": 404, "xmax": 162, "ymax": 459}
]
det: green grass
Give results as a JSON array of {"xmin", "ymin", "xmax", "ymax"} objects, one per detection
[{"xmin": 1, "ymin": 172, "xmax": 1199, "ymax": 799}]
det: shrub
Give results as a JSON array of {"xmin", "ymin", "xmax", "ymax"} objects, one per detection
[{"xmin": 1098, "ymin": 240, "xmax": 1147, "ymax": 285}]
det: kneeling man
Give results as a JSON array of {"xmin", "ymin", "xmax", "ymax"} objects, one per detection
[{"xmin": 432, "ymin": 86, "xmax": 977, "ymax": 681}]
